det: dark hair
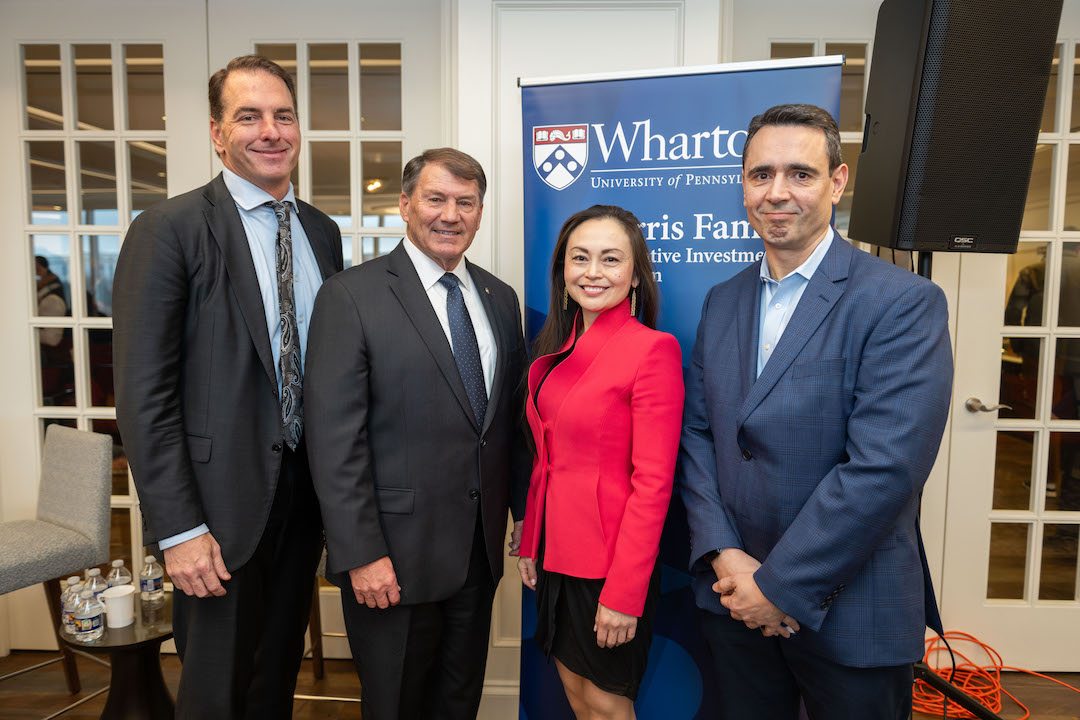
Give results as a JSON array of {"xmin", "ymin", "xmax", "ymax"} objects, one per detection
[
  {"xmin": 530, "ymin": 205, "xmax": 659, "ymax": 362},
  {"xmin": 743, "ymin": 103, "xmax": 843, "ymax": 173},
  {"xmin": 35, "ymin": 255, "xmax": 49, "ymax": 270},
  {"xmin": 401, "ymin": 148, "xmax": 487, "ymax": 204},
  {"xmin": 208, "ymin": 55, "xmax": 297, "ymax": 123}
]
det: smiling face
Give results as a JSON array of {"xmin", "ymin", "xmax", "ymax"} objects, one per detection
[
  {"xmin": 210, "ymin": 69, "xmax": 299, "ymax": 200},
  {"xmin": 399, "ymin": 162, "xmax": 484, "ymax": 271},
  {"xmin": 563, "ymin": 217, "xmax": 638, "ymax": 330},
  {"xmin": 742, "ymin": 124, "xmax": 848, "ymax": 278}
]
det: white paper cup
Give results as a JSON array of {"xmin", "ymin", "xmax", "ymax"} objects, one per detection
[{"xmin": 102, "ymin": 585, "xmax": 135, "ymax": 628}]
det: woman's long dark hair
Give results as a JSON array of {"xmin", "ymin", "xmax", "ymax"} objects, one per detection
[{"xmin": 530, "ymin": 205, "xmax": 660, "ymax": 363}]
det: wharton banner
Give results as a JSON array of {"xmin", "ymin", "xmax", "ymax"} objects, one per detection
[{"xmin": 519, "ymin": 58, "xmax": 842, "ymax": 719}]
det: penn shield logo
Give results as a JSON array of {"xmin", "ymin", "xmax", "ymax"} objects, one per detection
[{"xmin": 533, "ymin": 124, "xmax": 588, "ymax": 190}]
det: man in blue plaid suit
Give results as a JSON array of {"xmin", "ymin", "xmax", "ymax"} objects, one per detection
[{"xmin": 678, "ymin": 104, "xmax": 954, "ymax": 719}]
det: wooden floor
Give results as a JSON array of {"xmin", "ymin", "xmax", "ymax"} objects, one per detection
[
  {"xmin": 912, "ymin": 670, "xmax": 1080, "ymax": 720},
  {"xmin": 0, "ymin": 650, "xmax": 364, "ymax": 719},
  {"xmin": 0, "ymin": 649, "xmax": 1076, "ymax": 718}
]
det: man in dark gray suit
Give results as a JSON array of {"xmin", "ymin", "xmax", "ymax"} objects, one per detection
[
  {"xmin": 113, "ymin": 55, "xmax": 342, "ymax": 718},
  {"xmin": 305, "ymin": 147, "xmax": 529, "ymax": 719}
]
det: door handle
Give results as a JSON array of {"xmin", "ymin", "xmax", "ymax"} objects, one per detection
[{"xmin": 965, "ymin": 397, "xmax": 1012, "ymax": 413}]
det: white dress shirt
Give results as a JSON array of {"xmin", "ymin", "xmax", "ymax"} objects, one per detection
[{"xmin": 402, "ymin": 237, "xmax": 497, "ymax": 395}]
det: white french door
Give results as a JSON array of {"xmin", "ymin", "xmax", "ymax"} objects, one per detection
[
  {"xmin": 940, "ymin": 30, "xmax": 1080, "ymax": 669},
  {"xmin": 0, "ymin": 0, "xmax": 445, "ymax": 652},
  {"xmin": 0, "ymin": 0, "xmax": 209, "ymax": 651}
]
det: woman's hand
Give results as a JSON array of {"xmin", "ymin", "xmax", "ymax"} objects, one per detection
[
  {"xmin": 594, "ymin": 602, "xmax": 637, "ymax": 648},
  {"xmin": 517, "ymin": 556, "xmax": 537, "ymax": 588}
]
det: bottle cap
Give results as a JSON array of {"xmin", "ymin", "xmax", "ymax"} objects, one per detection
[
  {"xmin": 87, "ymin": 568, "xmax": 101, "ymax": 576},
  {"xmin": 111, "ymin": 559, "xmax": 124, "ymax": 567},
  {"xmin": 145, "ymin": 555, "xmax": 156, "ymax": 563},
  {"xmin": 80, "ymin": 590, "xmax": 92, "ymax": 598},
  {"xmin": 71, "ymin": 583, "xmax": 83, "ymax": 592},
  {"xmin": 67, "ymin": 577, "xmax": 79, "ymax": 585}
]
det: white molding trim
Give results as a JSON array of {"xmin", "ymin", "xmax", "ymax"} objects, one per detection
[
  {"xmin": 482, "ymin": 678, "xmax": 520, "ymax": 695},
  {"xmin": 719, "ymin": 0, "xmax": 735, "ymax": 62},
  {"xmin": 519, "ymin": 53, "xmax": 844, "ymax": 87},
  {"xmin": 443, "ymin": 0, "xmax": 458, "ymax": 147},
  {"xmin": 489, "ymin": 582, "xmax": 521, "ymax": 648},
  {"xmin": 491, "ymin": 598, "xmax": 522, "ymax": 649}
]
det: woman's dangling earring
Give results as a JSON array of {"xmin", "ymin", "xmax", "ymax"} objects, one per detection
[
  {"xmin": 630, "ymin": 287, "xmax": 637, "ymax": 317},
  {"xmin": 562, "ymin": 287, "xmax": 568, "ymax": 311}
]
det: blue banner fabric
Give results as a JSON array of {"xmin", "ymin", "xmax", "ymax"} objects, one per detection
[{"xmin": 519, "ymin": 59, "xmax": 842, "ymax": 719}]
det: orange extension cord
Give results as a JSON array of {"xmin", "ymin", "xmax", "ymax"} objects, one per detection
[{"xmin": 912, "ymin": 631, "xmax": 1080, "ymax": 719}]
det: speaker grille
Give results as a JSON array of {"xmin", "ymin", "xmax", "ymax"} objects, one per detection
[
  {"xmin": 897, "ymin": 0, "xmax": 949, "ymax": 249},
  {"xmin": 853, "ymin": 0, "xmax": 1061, "ymax": 253}
]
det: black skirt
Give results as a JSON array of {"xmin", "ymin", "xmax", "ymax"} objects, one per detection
[{"xmin": 533, "ymin": 542, "xmax": 661, "ymax": 701}]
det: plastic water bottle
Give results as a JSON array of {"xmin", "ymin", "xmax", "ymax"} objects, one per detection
[
  {"xmin": 74, "ymin": 590, "xmax": 103, "ymax": 642},
  {"xmin": 140, "ymin": 555, "xmax": 164, "ymax": 601},
  {"xmin": 61, "ymin": 576, "xmax": 79, "ymax": 600},
  {"xmin": 59, "ymin": 576, "xmax": 79, "ymax": 624},
  {"xmin": 85, "ymin": 568, "xmax": 108, "ymax": 601},
  {"xmin": 58, "ymin": 578, "xmax": 78, "ymax": 613},
  {"xmin": 106, "ymin": 559, "xmax": 132, "ymax": 587},
  {"xmin": 62, "ymin": 582, "xmax": 84, "ymax": 634}
]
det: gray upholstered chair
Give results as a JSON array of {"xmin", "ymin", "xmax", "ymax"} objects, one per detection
[{"xmin": 0, "ymin": 424, "xmax": 112, "ymax": 693}]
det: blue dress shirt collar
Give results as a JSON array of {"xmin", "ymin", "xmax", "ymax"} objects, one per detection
[
  {"xmin": 759, "ymin": 227, "xmax": 835, "ymax": 285},
  {"xmin": 221, "ymin": 166, "xmax": 297, "ymax": 211}
]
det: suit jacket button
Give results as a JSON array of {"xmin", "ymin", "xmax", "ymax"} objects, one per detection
[
  {"xmin": 271, "ymin": 443, "xmax": 282, "ymax": 453},
  {"xmin": 820, "ymin": 601, "xmax": 829, "ymax": 610},
  {"xmin": 469, "ymin": 489, "xmax": 481, "ymax": 500},
  {"xmin": 480, "ymin": 438, "xmax": 487, "ymax": 448},
  {"xmin": 742, "ymin": 449, "xmax": 752, "ymax": 461}
]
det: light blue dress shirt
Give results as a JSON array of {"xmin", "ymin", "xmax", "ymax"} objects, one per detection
[
  {"xmin": 159, "ymin": 168, "xmax": 325, "ymax": 551},
  {"xmin": 757, "ymin": 228, "xmax": 834, "ymax": 378}
]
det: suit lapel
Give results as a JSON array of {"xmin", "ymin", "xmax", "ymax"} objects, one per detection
[
  {"xmin": 733, "ymin": 266, "xmax": 761, "ymax": 402},
  {"xmin": 296, "ymin": 200, "xmax": 339, "ymax": 280},
  {"xmin": 386, "ymin": 244, "xmax": 478, "ymax": 429},
  {"xmin": 203, "ymin": 174, "xmax": 278, "ymax": 392},
  {"xmin": 736, "ymin": 235, "xmax": 852, "ymax": 429},
  {"xmin": 470, "ymin": 261, "xmax": 506, "ymax": 436}
]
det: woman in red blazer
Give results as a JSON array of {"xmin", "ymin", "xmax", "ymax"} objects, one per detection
[{"xmin": 516, "ymin": 205, "xmax": 684, "ymax": 718}]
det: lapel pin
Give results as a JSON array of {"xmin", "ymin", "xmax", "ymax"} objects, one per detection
[{"xmin": 485, "ymin": 287, "xmax": 491, "ymax": 295}]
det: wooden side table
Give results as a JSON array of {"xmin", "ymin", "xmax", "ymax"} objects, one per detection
[{"xmin": 60, "ymin": 592, "xmax": 174, "ymax": 719}]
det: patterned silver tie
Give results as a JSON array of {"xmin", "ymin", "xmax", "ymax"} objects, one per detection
[{"xmin": 266, "ymin": 201, "xmax": 303, "ymax": 451}]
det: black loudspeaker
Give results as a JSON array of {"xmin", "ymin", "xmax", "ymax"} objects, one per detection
[{"xmin": 848, "ymin": 0, "xmax": 1062, "ymax": 253}]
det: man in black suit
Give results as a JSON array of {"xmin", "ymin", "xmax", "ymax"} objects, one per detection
[
  {"xmin": 305, "ymin": 147, "xmax": 529, "ymax": 719},
  {"xmin": 113, "ymin": 55, "xmax": 343, "ymax": 718}
]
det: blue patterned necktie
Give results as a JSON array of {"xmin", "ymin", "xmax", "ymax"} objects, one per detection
[
  {"xmin": 266, "ymin": 200, "xmax": 303, "ymax": 450},
  {"xmin": 438, "ymin": 272, "xmax": 487, "ymax": 426}
]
